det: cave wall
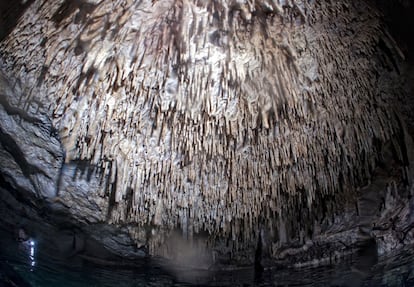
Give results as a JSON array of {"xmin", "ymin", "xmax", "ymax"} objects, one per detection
[{"xmin": 0, "ymin": 0, "xmax": 413, "ymax": 267}]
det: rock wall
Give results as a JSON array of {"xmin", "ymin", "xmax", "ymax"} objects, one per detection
[{"xmin": 0, "ymin": 0, "xmax": 413, "ymax": 267}]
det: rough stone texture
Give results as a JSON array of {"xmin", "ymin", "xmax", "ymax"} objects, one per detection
[
  {"xmin": 0, "ymin": 71, "xmax": 64, "ymax": 199},
  {"xmin": 0, "ymin": 0, "xmax": 413, "ymax": 268},
  {"xmin": 0, "ymin": 70, "xmax": 149, "ymax": 260}
]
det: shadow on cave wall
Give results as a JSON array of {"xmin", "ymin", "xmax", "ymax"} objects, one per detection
[
  {"xmin": 376, "ymin": 0, "xmax": 414, "ymax": 136},
  {"xmin": 0, "ymin": 0, "xmax": 35, "ymax": 42},
  {"xmin": 0, "ymin": 0, "xmax": 413, "ymax": 272},
  {"xmin": 376, "ymin": 0, "xmax": 414, "ymax": 61}
]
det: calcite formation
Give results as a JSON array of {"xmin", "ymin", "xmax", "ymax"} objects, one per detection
[{"xmin": 0, "ymin": 0, "xmax": 411, "ymax": 265}]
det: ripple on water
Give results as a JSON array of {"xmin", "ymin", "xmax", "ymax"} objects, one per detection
[{"xmin": 1, "ymin": 227, "xmax": 414, "ymax": 287}]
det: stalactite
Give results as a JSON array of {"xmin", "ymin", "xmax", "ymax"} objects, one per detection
[{"xmin": 0, "ymin": 0, "xmax": 407, "ymax": 262}]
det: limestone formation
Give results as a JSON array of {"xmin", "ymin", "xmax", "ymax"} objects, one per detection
[{"xmin": 0, "ymin": 0, "xmax": 412, "ymax": 267}]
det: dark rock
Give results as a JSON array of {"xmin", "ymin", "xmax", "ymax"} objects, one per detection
[
  {"xmin": 0, "ymin": 0, "xmax": 413, "ymax": 269},
  {"xmin": 0, "ymin": 72, "xmax": 63, "ymax": 199},
  {"xmin": 0, "ymin": 261, "xmax": 32, "ymax": 287}
]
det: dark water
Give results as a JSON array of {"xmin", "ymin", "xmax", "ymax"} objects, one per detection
[{"xmin": 1, "ymin": 228, "xmax": 414, "ymax": 287}]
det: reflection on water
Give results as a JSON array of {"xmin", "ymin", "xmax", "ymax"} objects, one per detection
[{"xmin": 0, "ymin": 227, "xmax": 413, "ymax": 287}]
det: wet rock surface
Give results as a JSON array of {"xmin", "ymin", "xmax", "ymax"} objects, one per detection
[
  {"xmin": 1, "ymin": 224, "xmax": 414, "ymax": 287},
  {"xmin": 0, "ymin": 72, "xmax": 63, "ymax": 199},
  {"xmin": 0, "ymin": 70, "xmax": 145, "ymax": 262},
  {"xmin": 0, "ymin": 0, "xmax": 413, "ymax": 270}
]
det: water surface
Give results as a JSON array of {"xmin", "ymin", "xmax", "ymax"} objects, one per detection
[{"xmin": 1, "ymin": 228, "xmax": 413, "ymax": 286}]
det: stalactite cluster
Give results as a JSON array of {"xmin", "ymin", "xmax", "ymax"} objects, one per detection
[{"xmin": 0, "ymin": 0, "xmax": 406, "ymax": 259}]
